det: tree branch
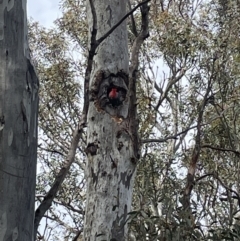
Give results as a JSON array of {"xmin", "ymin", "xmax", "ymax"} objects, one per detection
[
  {"xmin": 155, "ymin": 67, "xmax": 187, "ymax": 111},
  {"xmin": 38, "ymin": 145, "xmax": 65, "ymax": 157},
  {"xmin": 194, "ymin": 172, "xmax": 240, "ymax": 208},
  {"xmin": 72, "ymin": 230, "xmax": 82, "ymax": 241},
  {"xmin": 127, "ymin": 0, "xmax": 138, "ymax": 37},
  {"xmin": 142, "ymin": 123, "xmax": 201, "ymax": 144},
  {"xmin": 96, "ymin": 0, "xmax": 151, "ymax": 48},
  {"xmin": 128, "ymin": 1, "xmax": 150, "ymax": 159},
  {"xmin": 201, "ymin": 144, "xmax": 240, "ymax": 156},
  {"xmin": 214, "ymin": 173, "xmax": 240, "ymax": 207},
  {"xmin": 34, "ymin": 120, "xmax": 85, "ymax": 237},
  {"xmin": 182, "ymin": 58, "xmax": 215, "ymax": 213}
]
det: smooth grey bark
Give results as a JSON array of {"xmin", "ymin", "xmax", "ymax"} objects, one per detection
[
  {"xmin": 83, "ymin": 0, "xmax": 137, "ymax": 240},
  {"xmin": 0, "ymin": 1, "xmax": 39, "ymax": 240}
]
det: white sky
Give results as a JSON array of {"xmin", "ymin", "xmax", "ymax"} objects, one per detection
[{"xmin": 27, "ymin": 0, "xmax": 61, "ymax": 28}]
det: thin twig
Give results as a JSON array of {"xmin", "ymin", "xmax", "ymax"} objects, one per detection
[{"xmin": 142, "ymin": 124, "xmax": 198, "ymax": 144}]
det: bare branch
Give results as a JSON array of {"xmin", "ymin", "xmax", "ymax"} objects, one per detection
[
  {"xmin": 72, "ymin": 231, "xmax": 82, "ymax": 241},
  {"xmin": 34, "ymin": 120, "xmax": 85, "ymax": 236},
  {"xmin": 142, "ymin": 124, "xmax": 198, "ymax": 144},
  {"xmin": 182, "ymin": 59, "xmax": 216, "ymax": 214},
  {"xmin": 38, "ymin": 145, "xmax": 65, "ymax": 157},
  {"xmin": 155, "ymin": 67, "xmax": 187, "ymax": 110},
  {"xmin": 127, "ymin": 0, "xmax": 138, "ymax": 37},
  {"xmin": 129, "ymin": 1, "xmax": 150, "ymax": 76},
  {"xmin": 195, "ymin": 172, "xmax": 215, "ymax": 182},
  {"xmin": 128, "ymin": 1, "xmax": 150, "ymax": 159}
]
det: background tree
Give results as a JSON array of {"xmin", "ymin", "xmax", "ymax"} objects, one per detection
[
  {"xmin": 28, "ymin": 0, "xmax": 240, "ymax": 240},
  {"xmin": 0, "ymin": 1, "xmax": 39, "ymax": 240},
  {"xmin": 28, "ymin": 20, "xmax": 85, "ymax": 240},
  {"xmin": 128, "ymin": 0, "xmax": 240, "ymax": 240}
]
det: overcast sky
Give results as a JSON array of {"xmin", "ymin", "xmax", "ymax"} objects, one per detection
[{"xmin": 27, "ymin": 0, "xmax": 61, "ymax": 28}]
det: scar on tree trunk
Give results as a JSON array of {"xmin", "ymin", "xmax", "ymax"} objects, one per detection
[{"xmin": 90, "ymin": 70, "xmax": 129, "ymax": 117}]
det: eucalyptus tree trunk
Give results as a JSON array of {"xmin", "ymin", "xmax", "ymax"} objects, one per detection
[
  {"xmin": 0, "ymin": 1, "xmax": 39, "ymax": 240},
  {"xmin": 83, "ymin": 0, "xmax": 138, "ymax": 240}
]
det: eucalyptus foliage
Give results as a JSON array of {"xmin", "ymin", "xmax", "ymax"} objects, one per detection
[{"xmin": 30, "ymin": 0, "xmax": 240, "ymax": 240}]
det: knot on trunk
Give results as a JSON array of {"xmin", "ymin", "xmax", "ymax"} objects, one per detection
[{"xmin": 85, "ymin": 142, "xmax": 99, "ymax": 156}]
